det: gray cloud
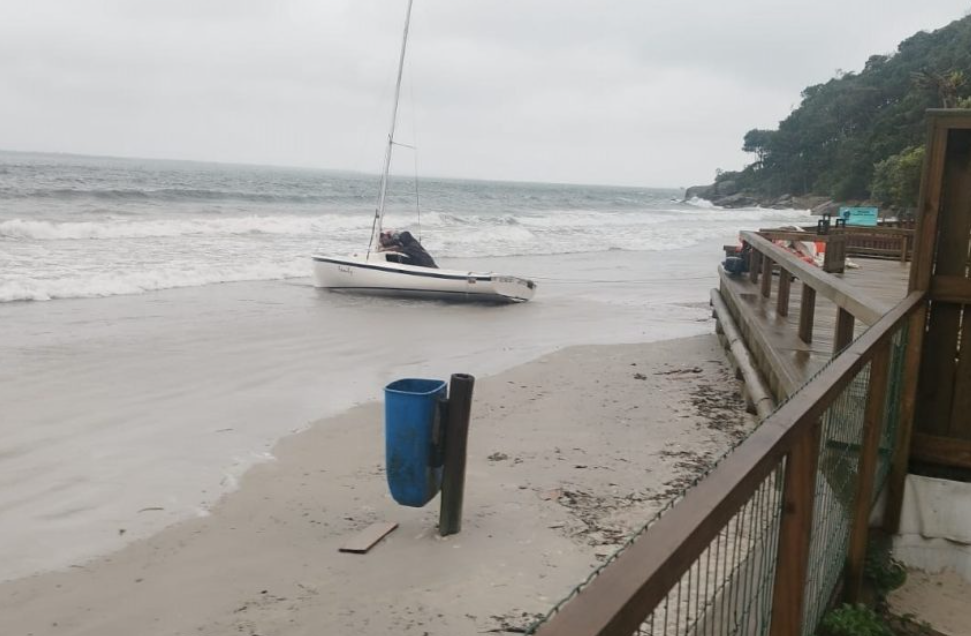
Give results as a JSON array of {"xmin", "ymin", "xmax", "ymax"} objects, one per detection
[{"xmin": 1, "ymin": 0, "xmax": 968, "ymax": 186}]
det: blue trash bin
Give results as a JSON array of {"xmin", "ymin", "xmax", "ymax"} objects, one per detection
[{"xmin": 384, "ymin": 378, "xmax": 447, "ymax": 507}]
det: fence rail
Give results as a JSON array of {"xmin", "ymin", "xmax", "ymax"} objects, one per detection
[
  {"xmin": 838, "ymin": 226, "xmax": 914, "ymax": 263},
  {"xmin": 758, "ymin": 225, "xmax": 915, "ymax": 265},
  {"xmin": 739, "ymin": 231, "xmax": 892, "ymax": 355},
  {"xmin": 530, "ymin": 291, "xmax": 923, "ymax": 636}
]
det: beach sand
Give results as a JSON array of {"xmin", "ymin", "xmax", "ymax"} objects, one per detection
[
  {"xmin": 889, "ymin": 569, "xmax": 971, "ymax": 636},
  {"xmin": 1, "ymin": 333, "xmax": 752, "ymax": 636}
]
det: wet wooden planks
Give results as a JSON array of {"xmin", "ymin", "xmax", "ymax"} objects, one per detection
[{"xmin": 719, "ymin": 258, "xmax": 911, "ymax": 399}]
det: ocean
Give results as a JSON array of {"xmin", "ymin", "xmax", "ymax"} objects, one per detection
[
  {"xmin": 0, "ymin": 150, "xmax": 810, "ymax": 581},
  {"xmin": 1, "ymin": 150, "xmax": 805, "ymax": 303}
]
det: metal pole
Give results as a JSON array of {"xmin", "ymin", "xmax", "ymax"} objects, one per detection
[
  {"xmin": 439, "ymin": 373, "xmax": 474, "ymax": 536},
  {"xmin": 367, "ymin": 0, "xmax": 415, "ymax": 258}
]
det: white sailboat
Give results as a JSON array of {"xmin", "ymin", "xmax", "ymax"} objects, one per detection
[{"xmin": 311, "ymin": 0, "xmax": 536, "ymax": 303}]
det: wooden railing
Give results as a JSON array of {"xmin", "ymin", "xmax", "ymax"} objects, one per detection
[
  {"xmin": 838, "ymin": 226, "xmax": 914, "ymax": 263},
  {"xmin": 758, "ymin": 225, "xmax": 915, "ymax": 266},
  {"xmin": 530, "ymin": 292, "xmax": 924, "ymax": 636},
  {"xmin": 756, "ymin": 228, "xmax": 849, "ymax": 273},
  {"xmin": 740, "ymin": 231, "xmax": 890, "ymax": 353},
  {"xmin": 875, "ymin": 219, "xmax": 916, "ymax": 229}
]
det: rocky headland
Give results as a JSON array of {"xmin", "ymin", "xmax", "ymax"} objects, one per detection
[
  {"xmin": 683, "ymin": 180, "xmax": 906, "ymax": 218},
  {"xmin": 683, "ymin": 180, "xmax": 841, "ymax": 215}
]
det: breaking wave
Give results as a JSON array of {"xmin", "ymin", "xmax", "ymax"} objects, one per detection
[
  {"xmin": 0, "ymin": 261, "xmax": 309, "ymax": 303},
  {"xmin": 2, "ymin": 187, "xmax": 350, "ymax": 205},
  {"xmin": 0, "ymin": 215, "xmax": 359, "ymax": 240},
  {"xmin": 1, "ymin": 204, "xmax": 811, "ymax": 302}
]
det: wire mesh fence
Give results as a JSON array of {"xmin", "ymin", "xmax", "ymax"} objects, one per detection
[
  {"xmin": 633, "ymin": 464, "xmax": 785, "ymax": 636},
  {"xmin": 526, "ymin": 314, "xmax": 913, "ymax": 636},
  {"xmin": 801, "ymin": 360, "xmax": 871, "ymax": 633},
  {"xmin": 875, "ymin": 326, "xmax": 908, "ymax": 497}
]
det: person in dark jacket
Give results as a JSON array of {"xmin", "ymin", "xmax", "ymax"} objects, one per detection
[
  {"xmin": 378, "ymin": 229, "xmax": 438, "ymax": 269},
  {"xmin": 395, "ymin": 230, "xmax": 437, "ymax": 268}
]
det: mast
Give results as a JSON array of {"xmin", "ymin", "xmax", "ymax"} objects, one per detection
[{"xmin": 368, "ymin": 0, "xmax": 414, "ymax": 258}]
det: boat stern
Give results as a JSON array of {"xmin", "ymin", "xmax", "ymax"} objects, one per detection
[{"xmin": 490, "ymin": 275, "xmax": 536, "ymax": 303}]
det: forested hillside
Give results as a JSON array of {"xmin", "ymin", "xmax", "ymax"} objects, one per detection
[{"xmin": 710, "ymin": 13, "xmax": 971, "ymax": 212}]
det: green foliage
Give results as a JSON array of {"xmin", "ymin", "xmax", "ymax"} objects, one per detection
[
  {"xmin": 732, "ymin": 13, "xmax": 971, "ymax": 200},
  {"xmin": 870, "ymin": 146, "xmax": 925, "ymax": 212},
  {"xmin": 819, "ymin": 604, "xmax": 893, "ymax": 636},
  {"xmin": 742, "ymin": 129, "xmax": 776, "ymax": 166},
  {"xmin": 911, "ymin": 69, "xmax": 967, "ymax": 107},
  {"xmin": 815, "ymin": 538, "xmax": 910, "ymax": 636},
  {"xmin": 865, "ymin": 541, "xmax": 907, "ymax": 600}
]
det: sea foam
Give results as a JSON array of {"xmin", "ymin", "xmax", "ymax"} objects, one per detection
[{"xmin": 0, "ymin": 215, "xmax": 359, "ymax": 241}]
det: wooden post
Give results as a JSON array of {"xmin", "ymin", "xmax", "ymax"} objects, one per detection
[
  {"xmin": 909, "ymin": 118, "xmax": 951, "ymax": 291},
  {"xmin": 823, "ymin": 233, "xmax": 847, "ymax": 273},
  {"xmin": 761, "ymin": 255, "xmax": 773, "ymax": 298},
  {"xmin": 439, "ymin": 373, "xmax": 475, "ymax": 536},
  {"xmin": 823, "ymin": 235, "xmax": 836, "ymax": 273},
  {"xmin": 777, "ymin": 269, "xmax": 791, "ymax": 317},
  {"xmin": 834, "ymin": 308, "xmax": 855, "ymax": 353},
  {"xmin": 845, "ymin": 342, "xmax": 892, "ymax": 602},
  {"xmin": 883, "ymin": 305, "xmax": 928, "ymax": 533},
  {"xmin": 769, "ymin": 421, "xmax": 820, "ymax": 636},
  {"xmin": 750, "ymin": 250, "xmax": 762, "ymax": 285},
  {"xmin": 899, "ymin": 235, "xmax": 908, "ymax": 263},
  {"xmin": 799, "ymin": 285, "xmax": 817, "ymax": 343}
]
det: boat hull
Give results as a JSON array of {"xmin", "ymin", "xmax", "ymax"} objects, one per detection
[{"xmin": 311, "ymin": 254, "xmax": 535, "ymax": 303}]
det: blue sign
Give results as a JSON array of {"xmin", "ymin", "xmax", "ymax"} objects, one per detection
[{"xmin": 838, "ymin": 206, "xmax": 879, "ymax": 227}]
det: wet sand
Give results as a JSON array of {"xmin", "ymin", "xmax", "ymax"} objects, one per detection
[
  {"xmin": 0, "ymin": 246, "xmax": 724, "ymax": 583},
  {"xmin": 1, "ymin": 334, "xmax": 752, "ymax": 636}
]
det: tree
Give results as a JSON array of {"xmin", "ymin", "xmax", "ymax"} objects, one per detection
[
  {"xmin": 870, "ymin": 146, "xmax": 925, "ymax": 212},
  {"xmin": 742, "ymin": 129, "xmax": 775, "ymax": 168},
  {"xmin": 723, "ymin": 12, "xmax": 971, "ymax": 201},
  {"xmin": 911, "ymin": 69, "xmax": 967, "ymax": 107}
]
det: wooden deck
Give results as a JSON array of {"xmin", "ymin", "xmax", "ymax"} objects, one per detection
[{"xmin": 718, "ymin": 257, "xmax": 911, "ymax": 399}]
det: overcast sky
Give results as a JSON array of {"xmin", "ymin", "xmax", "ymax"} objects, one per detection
[{"xmin": 1, "ymin": 1, "xmax": 968, "ymax": 187}]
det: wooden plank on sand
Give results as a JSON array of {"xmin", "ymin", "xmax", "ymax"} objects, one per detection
[{"xmin": 339, "ymin": 522, "xmax": 399, "ymax": 554}]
